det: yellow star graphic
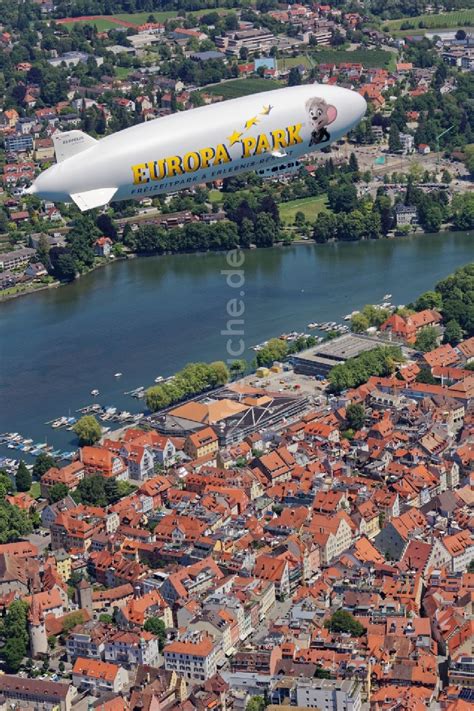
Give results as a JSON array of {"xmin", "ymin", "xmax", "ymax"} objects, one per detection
[
  {"xmin": 244, "ymin": 116, "xmax": 259, "ymax": 130},
  {"xmin": 260, "ymin": 105, "xmax": 273, "ymax": 115},
  {"xmin": 227, "ymin": 130, "xmax": 243, "ymax": 146}
]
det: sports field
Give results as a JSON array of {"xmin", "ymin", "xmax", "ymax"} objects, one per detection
[
  {"xmin": 57, "ymin": 11, "xmax": 179, "ymax": 31},
  {"xmin": 57, "ymin": 7, "xmax": 237, "ymax": 30},
  {"xmin": 206, "ymin": 78, "xmax": 282, "ymax": 99}
]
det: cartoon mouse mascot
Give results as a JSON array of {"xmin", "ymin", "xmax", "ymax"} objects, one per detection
[{"xmin": 306, "ymin": 97, "xmax": 338, "ymax": 146}]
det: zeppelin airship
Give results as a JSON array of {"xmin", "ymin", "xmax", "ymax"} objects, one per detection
[{"xmin": 26, "ymin": 84, "xmax": 366, "ymax": 211}]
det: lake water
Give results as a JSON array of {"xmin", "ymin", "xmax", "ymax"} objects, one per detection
[{"xmin": 0, "ymin": 231, "xmax": 472, "ymax": 452}]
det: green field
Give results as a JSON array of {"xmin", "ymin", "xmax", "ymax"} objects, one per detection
[
  {"xmin": 382, "ymin": 8, "xmax": 474, "ymax": 33},
  {"xmin": 209, "ymin": 189, "xmax": 224, "ymax": 202},
  {"xmin": 62, "ymin": 7, "xmax": 236, "ymax": 29},
  {"xmin": 113, "ymin": 11, "xmax": 179, "ymax": 24},
  {"xmin": 61, "ymin": 11, "xmax": 178, "ymax": 30},
  {"xmin": 29, "ymin": 482, "xmax": 41, "ymax": 499},
  {"xmin": 279, "ymin": 195, "xmax": 329, "ymax": 224},
  {"xmin": 278, "ymin": 55, "xmax": 312, "ymax": 69},
  {"xmin": 65, "ymin": 17, "xmax": 120, "ymax": 30},
  {"xmin": 114, "ymin": 66, "xmax": 132, "ymax": 78},
  {"xmin": 116, "ymin": 7, "xmax": 240, "ymax": 22},
  {"xmin": 307, "ymin": 48, "xmax": 393, "ymax": 69},
  {"xmin": 205, "ymin": 78, "xmax": 282, "ymax": 99}
]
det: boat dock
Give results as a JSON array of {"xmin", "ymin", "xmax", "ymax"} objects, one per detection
[
  {"xmin": 75, "ymin": 404, "xmax": 145, "ymax": 425},
  {"xmin": 0, "ymin": 432, "xmax": 77, "ymax": 464}
]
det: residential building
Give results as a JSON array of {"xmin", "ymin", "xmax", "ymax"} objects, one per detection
[
  {"xmin": 72, "ymin": 658, "xmax": 128, "ymax": 694},
  {"xmin": 395, "ymin": 205, "xmax": 418, "ymax": 227},
  {"xmin": 0, "ymin": 676, "xmax": 73, "ymax": 711},
  {"xmin": 295, "ymin": 678, "xmax": 362, "ymax": 711},
  {"xmin": 184, "ymin": 427, "xmax": 219, "ymax": 459},
  {"xmin": 164, "ymin": 633, "xmax": 218, "ymax": 681},
  {"xmin": 0, "ymin": 248, "xmax": 35, "ymax": 270}
]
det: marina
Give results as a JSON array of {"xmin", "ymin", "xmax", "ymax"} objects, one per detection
[
  {"xmin": 0, "ymin": 431, "xmax": 77, "ymax": 464},
  {"xmin": 76, "ymin": 403, "xmax": 145, "ymax": 424}
]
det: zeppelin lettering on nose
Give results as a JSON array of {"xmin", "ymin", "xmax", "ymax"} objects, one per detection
[{"xmin": 26, "ymin": 85, "xmax": 367, "ymax": 211}]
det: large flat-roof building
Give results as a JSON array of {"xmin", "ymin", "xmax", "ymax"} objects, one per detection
[
  {"xmin": 148, "ymin": 384, "xmax": 309, "ymax": 445},
  {"xmin": 290, "ymin": 333, "xmax": 403, "ymax": 378}
]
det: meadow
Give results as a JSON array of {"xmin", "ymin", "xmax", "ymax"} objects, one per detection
[
  {"xmin": 308, "ymin": 48, "xmax": 394, "ymax": 69},
  {"xmin": 205, "ymin": 78, "xmax": 282, "ymax": 99},
  {"xmin": 382, "ymin": 9, "xmax": 474, "ymax": 33},
  {"xmin": 279, "ymin": 195, "xmax": 329, "ymax": 224}
]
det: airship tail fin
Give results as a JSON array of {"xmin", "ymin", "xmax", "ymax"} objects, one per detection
[
  {"xmin": 53, "ymin": 130, "xmax": 98, "ymax": 163},
  {"xmin": 70, "ymin": 187, "xmax": 117, "ymax": 212}
]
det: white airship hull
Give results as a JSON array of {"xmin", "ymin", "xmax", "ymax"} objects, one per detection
[{"xmin": 28, "ymin": 85, "xmax": 366, "ymax": 211}]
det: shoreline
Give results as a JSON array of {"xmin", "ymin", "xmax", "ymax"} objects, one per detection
[{"xmin": 0, "ymin": 226, "xmax": 468, "ymax": 305}]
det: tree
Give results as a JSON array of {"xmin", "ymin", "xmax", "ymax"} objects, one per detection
[
  {"xmin": 351, "ymin": 313, "xmax": 369, "ymax": 333},
  {"xmin": 294, "ymin": 211, "xmax": 306, "ymax": 229},
  {"xmin": 436, "ymin": 264, "xmax": 474, "ymax": 336},
  {"xmin": 346, "ymin": 403, "xmax": 365, "ymax": 431},
  {"xmin": 388, "ymin": 124, "xmax": 402, "ymax": 153},
  {"xmin": 36, "ymin": 234, "xmax": 51, "ymax": 271},
  {"xmin": 0, "ymin": 471, "xmax": 13, "ymax": 498},
  {"xmin": 288, "ymin": 67, "xmax": 301, "ymax": 86},
  {"xmin": 421, "ymin": 203, "xmax": 442, "ymax": 233},
  {"xmin": 15, "ymin": 461, "xmax": 32, "ymax": 493},
  {"xmin": 416, "ymin": 365, "xmax": 437, "ymax": 384},
  {"xmin": 314, "ymin": 666, "xmax": 332, "ymax": 679},
  {"xmin": 61, "ymin": 611, "xmax": 85, "ymax": 634},
  {"xmin": 209, "ymin": 361, "xmax": 230, "ymax": 386},
  {"xmin": 415, "ymin": 326, "xmax": 439, "ymax": 353},
  {"xmin": 246, "ymin": 697, "xmax": 266, "ymax": 711},
  {"xmin": 373, "ymin": 195, "xmax": 393, "ymax": 235},
  {"xmin": 415, "ymin": 290, "xmax": 442, "ymax": 312},
  {"xmin": 0, "ymin": 500, "xmax": 32, "ymax": 543},
  {"xmin": 313, "ymin": 212, "xmax": 337, "ymax": 243},
  {"xmin": 349, "ymin": 152, "xmax": 359, "ymax": 173},
  {"xmin": 441, "ymin": 169, "xmax": 452, "ymax": 184},
  {"xmin": 99, "ymin": 613, "xmax": 113, "ymax": 624},
  {"xmin": 256, "ymin": 338, "xmax": 289, "ymax": 367},
  {"xmin": 254, "ymin": 213, "xmax": 277, "ymax": 247},
  {"xmin": 239, "ymin": 218, "xmax": 254, "ymax": 248},
  {"xmin": 144, "ymin": 617, "xmax": 166, "ymax": 650},
  {"xmin": 96, "ymin": 213, "xmax": 118, "ymax": 241},
  {"xmin": 73, "ymin": 415, "xmax": 102, "ymax": 445},
  {"xmin": 230, "ymin": 359, "xmax": 246, "ymax": 377},
  {"xmin": 49, "ymin": 248, "xmax": 77, "ymax": 282},
  {"xmin": 48, "ymin": 482, "xmax": 69, "ymax": 503},
  {"xmin": 74, "ymin": 477, "xmax": 107, "ymax": 507},
  {"xmin": 33, "ymin": 452, "xmax": 56, "ymax": 479},
  {"xmin": 443, "ymin": 319, "xmax": 463, "ymax": 346},
  {"xmin": 2, "ymin": 600, "xmax": 29, "ymax": 672},
  {"xmin": 329, "ymin": 346, "xmax": 402, "ymax": 394},
  {"xmin": 327, "ymin": 182, "xmax": 357, "ymax": 213},
  {"xmin": 451, "ymin": 193, "xmax": 474, "ymax": 231},
  {"xmin": 324, "ymin": 610, "xmax": 365, "ymax": 637}
]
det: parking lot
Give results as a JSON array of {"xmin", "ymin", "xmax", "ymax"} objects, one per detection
[{"xmin": 240, "ymin": 367, "xmax": 328, "ymax": 401}]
